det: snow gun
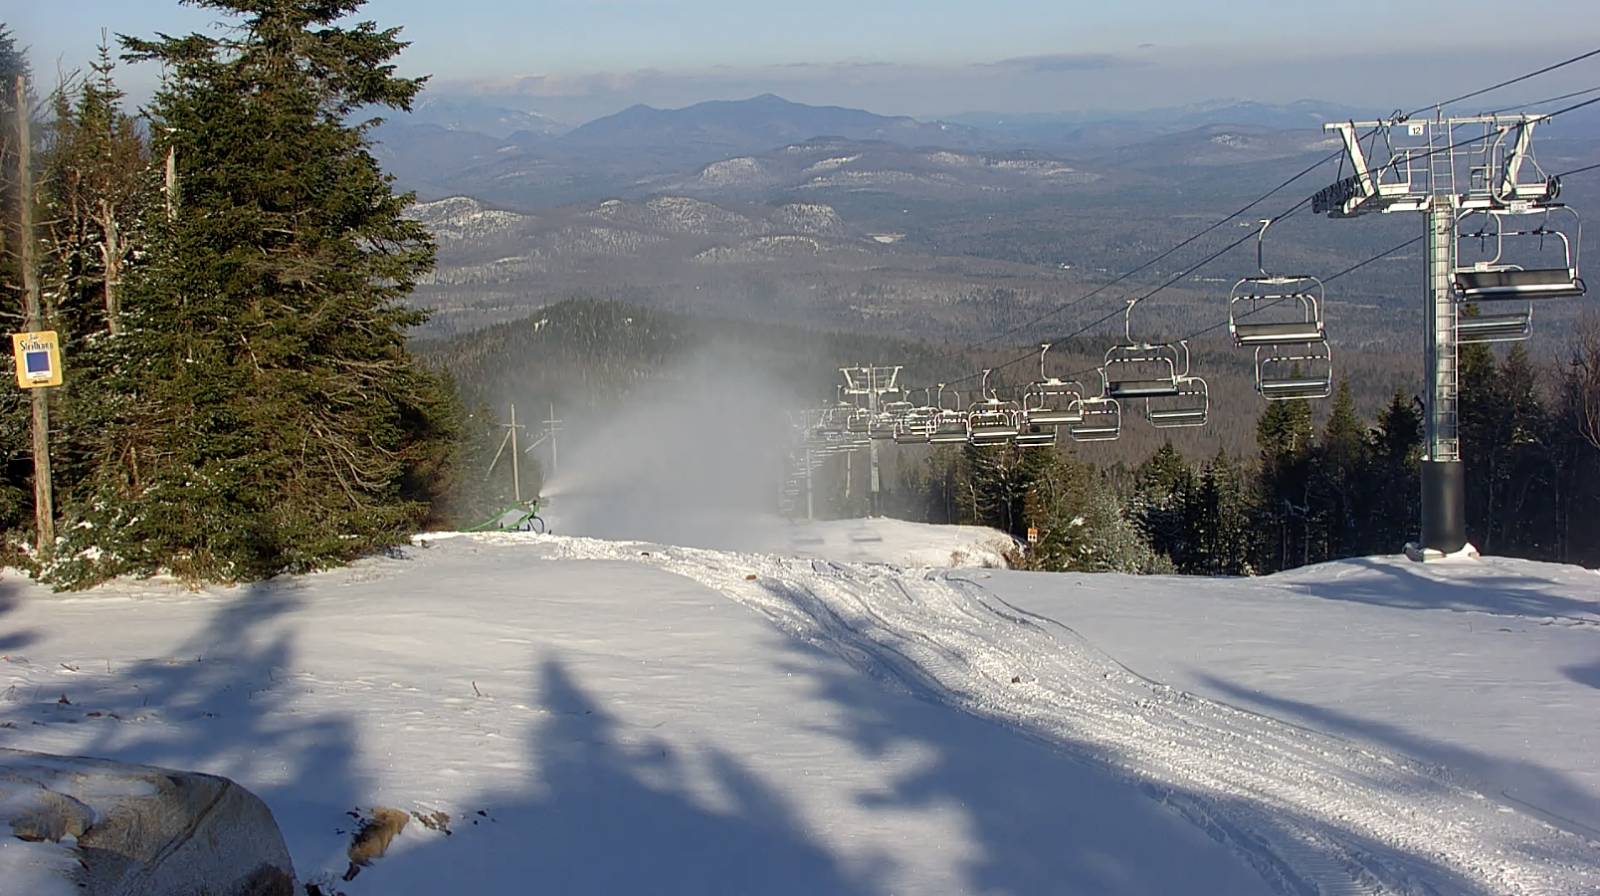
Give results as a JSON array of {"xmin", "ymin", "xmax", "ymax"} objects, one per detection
[{"xmin": 467, "ymin": 497, "xmax": 545, "ymax": 534}]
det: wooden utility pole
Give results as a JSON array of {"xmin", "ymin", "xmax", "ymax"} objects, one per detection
[{"xmin": 15, "ymin": 76, "xmax": 53, "ymax": 553}]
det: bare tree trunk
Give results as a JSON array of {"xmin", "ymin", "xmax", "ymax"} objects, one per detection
[
  {"xmin": 1578, "ymin": 312, "xmax": 1600, "ymax": 451},
  {"xmin": 99, "ymin": 197, "xmax": 122, "ymax": 334},
  {"xmin": 16, "ymin": 76, "xmax": 54, "ymax": 553}
]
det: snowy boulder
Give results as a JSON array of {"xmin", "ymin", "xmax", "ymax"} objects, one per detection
[{"xmin": 0, "ymin": 749, "xmax": 295, "ymax": 896}]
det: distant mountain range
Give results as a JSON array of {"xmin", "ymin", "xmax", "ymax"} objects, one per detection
[
  {"xmin": 373, "ymin": 94, "xmax": 1375, "ymax": 208},
  {"xmin": 395, "ymin": 94, "xmax": 1399, "ymax": 152},
  {"xmin": 549, "ymin": 94, "xmax": 1016, "ymax": 157},
  {"xmin": 405, "ymin": 96, "xmax": 569, "ymax": 139},
  {"xmin": 943, "ymin": 100, "xmax": 1386, "ymax": 152}
]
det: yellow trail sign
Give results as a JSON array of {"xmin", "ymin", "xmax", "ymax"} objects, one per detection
[{"xmin": 12, "ymin": 330, "xmax": 63, "ymax": 388}]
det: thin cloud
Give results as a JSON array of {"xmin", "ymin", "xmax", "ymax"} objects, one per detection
[{"xmin": 988, "ymin": 53, "xmax": 1137, "ymax": 73}]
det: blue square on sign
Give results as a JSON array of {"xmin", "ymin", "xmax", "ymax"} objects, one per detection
[{"xmin": 24, "ymin": 350, "xmax": 50, "ymax": 375}]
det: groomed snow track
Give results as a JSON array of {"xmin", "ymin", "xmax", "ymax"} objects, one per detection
[{"xmin": 526, "ymin": 534, "xmax": 1599, "ymax": 896}]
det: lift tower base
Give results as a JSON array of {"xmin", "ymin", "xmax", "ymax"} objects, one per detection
[{"xmin": 1407, "ymin": 458, "xmax": 1476, "ymax": 561}]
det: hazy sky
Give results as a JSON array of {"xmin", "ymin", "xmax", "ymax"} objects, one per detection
[{"xmin": 8, "ymin": 0, "xmax": 1600, "ymax": 123}]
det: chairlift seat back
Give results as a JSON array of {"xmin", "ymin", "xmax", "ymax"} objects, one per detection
[
  {"xmin": 1106, "ymin": 379, "xmax": 1181, "ymax": 399},
  {"xmin": 1259, "ymin": 377, "xmax": 1333, "ymax": 399},
  {"xmin": 1025, "ymin": 408, "xmax": 1085, "ymax": 426},
  {"xmin": 1457, "ymin": 311, "xmax": 1531, "ymax": 343},
  {"xmin": 1232, "ymin": 321, "xmax": 1325, "ymax": 345},
  {"xmin": 1147, "ymin": 407, "xmax": 1208, "ymax": 427},
  {"xmin": 1068, "ymin": 399, "xmax": 1121, "ymax": 442},
  {"xmin": 1453, "ymin": 268, "xmax": 1585, "ymax": 300}
]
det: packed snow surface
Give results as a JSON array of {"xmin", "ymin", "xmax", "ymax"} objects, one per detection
[{"xmin": 1, "ymin": 524, "xmax": 1596, "ymax": 895}]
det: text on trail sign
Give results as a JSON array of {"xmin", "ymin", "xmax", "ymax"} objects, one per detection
[{"xmin": 12, "ymin": 331, "xmax": 63, "ymax": 389}]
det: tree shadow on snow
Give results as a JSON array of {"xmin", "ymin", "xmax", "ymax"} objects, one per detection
[
  {"xmin": 377, "ymin": 657, "xmax": 882, "ymax": 896},
  {"xmin": 370, "ymin": 627, "xmax": 1524, "ymax": 896},
  {"xmin": 759, "ymin": 635, "xmax": 1526, "ymax": 896},
  {"xmin": 1280, "ymin": 556, "xmax": 1600, "ymax": 621},
  {"xmin": 0, "ymin": 579, "xmax": 39, "ymax": 653},
  {"xmin": 1562, "ymin": 656, "xmax": 1600, "ymax": 692},
  {"xmin": 0, "ymin": 580, "xmax": 362, "ymax": 874},
  {"xmin": 1191, "ymin": 671, "xmax": 1600, "ymax": 837}
]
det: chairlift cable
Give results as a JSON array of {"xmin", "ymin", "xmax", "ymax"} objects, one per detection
[
  {"xmin": 891, "ymin": 52, "xmax": 1600, "ymax": 398},
  {"xmin": 1486, "ymin": 84, "xmax": 1600, "ymax": 116},
  {"xmin": 953, "ymin": 201, "xmax": 1319, "ymax": 385},
  {"xmin": 990, "ymin": 233, "xmax": 1433, "ymax": 386},
  {"xmin": 1416, "ymin": 46, "xmax": 1600, "ymax": 118},
  {"xmin": 923, "ymin": 47, "xmax": 1600, "ymax": 372},
  {"xmin": 1553, "ymin": 161, "xmax": 1600, "ymax": 178},
  {"xmin": 958, "ymin": 148, "xmax": 1351, "ymax": 357}
]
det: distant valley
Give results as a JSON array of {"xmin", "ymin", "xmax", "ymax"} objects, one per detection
[{"xmin": 387, "ymin": 94, "xmax": 1600, "ymax": 356}]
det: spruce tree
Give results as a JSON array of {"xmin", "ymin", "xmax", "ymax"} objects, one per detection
[
  {"xmin": 53, "ymin": 0, "xmax": 459, "ymax": 585},
  {"xmin": 1254, "ymin": 394, "xmax": 1314, "ymax": 571},
  {"xmin": 1460, "ymin": 343, "xmax": 1554, "ymax": 556},
  {"xmin": 0, "ymin": 27, "xmax": 32, "ymax": 535},
  {"xmin": 1132, "ymin": 441, "xmax": 1196, "ymax": 569},
  {"xmin": 1368, "ymin": 389, "xmax": 1423, "ymax": 552},
  {"xmin": 1309, "ymin": 378, "xmax": 1368, "ymax": 561},
  {"xmin": 1188, "ymin": 447, "xmax": 1254, "ymax": 575}
]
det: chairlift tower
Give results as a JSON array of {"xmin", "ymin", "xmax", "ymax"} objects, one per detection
[
  {"xmin": 1317, "ymin": 113, "xmax": 1581, "ymax": 559},
  {"xmin": 839, "ymin": 366, "xmax": 902, "ymax": 515}
]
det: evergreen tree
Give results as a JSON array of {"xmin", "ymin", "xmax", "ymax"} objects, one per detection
[
  {"xmin": 1460, "ymin": 343, "xmax": 1554, "ymax": 557},
  {"xmin": 1131, "ymin": 440, "xmax": 1196, "ymax": 569},
  {"xmin": 964, "ymin": 441, "xmax": 1031, "ymax": 538},
  {"xmin": 1253, "ymin": 394, "xmax": 1314, "ymax": 571},
  {"xmin": 0, "ymin": 26, "xmax": 32, "ymax": 535},
  {"xmin": 1024, "ymin": 449, "xmax": 1156, "ymax": 574},
  {"xmin": 1308, "ymin": 378, "xmax": 1368, "ymax": 561},
  {"xmin": 1367, "ymin": 389, "xmax": 1423, "ymax": 552},
  {"xmin": 52, "ymin": 0, "xmax": 459, "ymax": 585},
  {"xmin": 1187, "ymin": 447, "xmax": 1254, "ymax": 575}
]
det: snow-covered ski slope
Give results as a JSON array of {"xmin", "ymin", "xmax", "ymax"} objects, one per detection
[{"xmin": 2, "ymin": 524, "xmax": 1597, "ymax": 895}]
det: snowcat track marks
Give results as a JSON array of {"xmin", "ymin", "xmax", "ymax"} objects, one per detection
[{"xmin": 532, "ymin": 535, "xmax": 1598, "ymax": 896}]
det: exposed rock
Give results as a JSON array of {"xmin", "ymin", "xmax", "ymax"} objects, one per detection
[{"xmin": 1, "ymin": 748, "xmax": 296, "ymax": 896}]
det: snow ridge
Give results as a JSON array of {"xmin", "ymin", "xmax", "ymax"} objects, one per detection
[{"xmin": 526, "ymin": 534, "xmax": 1599, "ymax": 896}]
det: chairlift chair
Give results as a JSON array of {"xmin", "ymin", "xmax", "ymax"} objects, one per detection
[
  {"xmin": 927, "ymin": 384, "xmax": 970, "ymax": 444},
  {"xmin": 1135, "ymin": 341, "xmax": 1209, "ymax": 428},
  {"xmin": 1453, "ymin": 207, "xmax": 1584, "ymax": 344},
  {"xmin": 1229, "ymin": 221, "xmax": 1327, "ymax": 345},
  {"xmin": 889, "ymin": 391, "xmax": 934, "ymax": 444},
  {"xmin": 1015, "ymin": 422, "xmax": 1058, "ymax": 447},
  {"xmin": 1453, "ymin": 206, "xmax": 1585, "ymax": 300},
  {"xmin": 870, "ymin": 400, "xmax": 915, "ymax": 440},
  {"xmin": 893, "ymin": 407, "xmax": 937, "ymax": 444},
  {"xmin": 1255, "ymin": 342, "xmax": 1334, "ymax": 400},
  {"xmin": 1456, "ymin": 306, "xmax": 1532, "ymax": 344},
  {"xmin": 1068, "ymin": 396, "xmax": 1122, "ymax": 442},
  {"xmin": 967, "ymin": 403, "xmax": 1020, "ymax": 445},
  {"xmin": 1022, "ymin": 345, "xmax": 1087, "ymax": 427},
  {"xmin": 967, "ymin": 370, "xmax": 1021, "ymax": 446},
  {"xmin": 1230, "ymin": 219, "xmax": 1334, "ymax": 400},
  {"xmin": 1102, "ymin": 300, "xmax": 1184, "ymax": 400}
]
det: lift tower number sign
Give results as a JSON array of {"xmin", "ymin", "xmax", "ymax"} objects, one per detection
[{"xmin": 12, "ymin": 331, "xmax": 63, "ymax": 388}]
